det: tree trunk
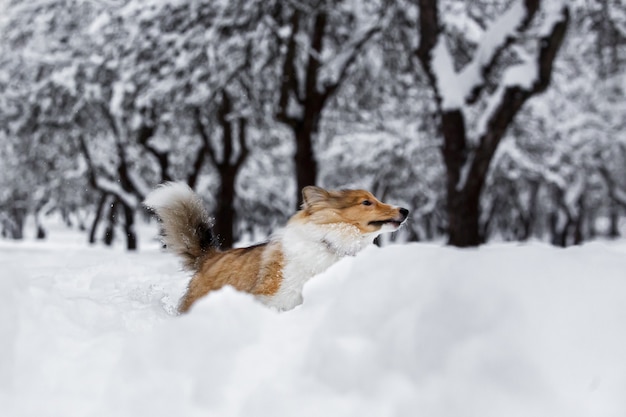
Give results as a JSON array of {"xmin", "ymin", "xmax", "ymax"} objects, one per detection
[
  {"xmin": 103, "ymin": 200, "xmax": 117, "ymax": 246},
  {"xmin": 415, "ymin": 0, "xmax": 569, "ymax": 247},
  {"xmin": 187, "ymin": 143, "xmax": 207, "ymax": 190},
  {"xmin": 608, "ymin": 202, "xmax": 620, "ymax": 238},
  {"xmin": 202, "ymin": 93, "xmax": 249, "ymax": 249},
  {"xmin": 521, "ymin": 182, "xmax": 540, "ymax": 240},
  {"xmin": 89, "ymin": 194, "xmax": 108, "ymax": 244},
  {"xmin": 214, "ymin": 166, "xmax": 237, "ymax": 249},
  {"xmin": 275, "ymin": 5, "xmax": 377, "ymax": 209},
  {"xmin": 549, "ymin": 210, "xmax": 571, "ymax": 248},
  {"xmin": 36, "ymin": 224, "xmax": 46, "ymax": 240},
  {"xmin": 121, "ymin": 201, "xmax": 137, "ymax": 251},
  {"xmin": 294, "ymin": 125, "xmax": 318, "ymax": 208},
  {"xmin": 572, "ymin": 199, "xmax": 585, "ymax": 245},
  {"xmin": 447, "ymin": 186, "xmax": 482, "ymax": 247},
  {"xmin": 9, "ymin": 207, "xmax": 26, "ymax": 240}
]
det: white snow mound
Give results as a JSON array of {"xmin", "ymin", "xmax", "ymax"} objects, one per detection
[{"xmin": 1, "ymin": 239, "xmax": 626, "ymax": 417}]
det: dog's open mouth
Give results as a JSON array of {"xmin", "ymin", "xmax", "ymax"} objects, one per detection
[{"xmin": 368, "ymin": 219, "xmax": 404, "ymax": 228}]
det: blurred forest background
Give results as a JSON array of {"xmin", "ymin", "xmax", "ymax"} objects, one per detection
[{"xmin": 0, "ymin": 0, "xmax": 624, "ymax": 250}]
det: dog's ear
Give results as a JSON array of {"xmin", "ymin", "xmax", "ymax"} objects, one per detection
[{"xmin": 302, "ymin": 186, "xmax": 329, "ymax": 210}]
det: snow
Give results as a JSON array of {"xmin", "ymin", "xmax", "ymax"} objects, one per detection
[
  {"xmin": 319, "ymin": 20, "xmax": 381, "ymax": 90},
  {"xmin": 2, "ymin": 226, "xmax": 626, "ymax": 417},
  {"xmin": 457, "ymin": 0, "xmax": 528, "ymax": 99},
  {"xmin": 501, "ymin": 57, "xmax": 538, "ymax": 90},
  {"xmin": 442, "ymin": 3, "xmax": 483, "ymax": 44},
  {"xmin": 87, "ymin": 11, "xmax": 111, "ymax": 36},
  {"xmin": 431, "ymin": 36, "xmax": 463, "ymax": 110},
  {"xmin": 94, "ymin": 177, "xmax": 140, "ymax": 208},
  {"xmin": 432, "ymin": 0, "xmax": 534, "ymax": 111},
  {"xmin": 50, "ymin": 64, "xmax": 79, "ymax": 95},
  {"xmin": 456, "ymin": 152, "xmax": 474, "ymax": 191},
  {"xmin": 473, "ymin": 2, "xmax": 569, "ymax": 141},
  {"xmin": 474, "ymin": 56, "xmax": 538, "ymax": 143},
  {"xmin": 539, "ymin": 0, "xmax": 568, "ymax": 37},
  {"xmin": 496, "ymin": 138, "xmax": 567, "ymax": 189}
]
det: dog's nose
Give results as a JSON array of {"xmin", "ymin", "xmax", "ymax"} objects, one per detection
[{"xmin": 399, "ymin": 208, "xmax": 409, "ymax": 219}]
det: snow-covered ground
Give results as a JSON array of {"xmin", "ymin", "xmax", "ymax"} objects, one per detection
[{"xmin": 1, "ymin": 225, "xmax": 626, "ymax": 417}]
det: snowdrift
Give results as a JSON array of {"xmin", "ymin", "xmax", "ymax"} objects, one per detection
[{"xmin": 1, "ymin": 238, "xmax": 626, "ymax": 417}]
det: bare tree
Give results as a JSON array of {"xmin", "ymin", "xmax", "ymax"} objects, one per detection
[
  {"xmin": 271, "ymin": 1, "xmax": 383, "ymax": 206},
  {"xmin": 415, "ymin": 0, "xmax": 569, "ymax": 246},
  {"xmin": 195, "ymin": 92, "xmax": 250, "ymax": 249}
]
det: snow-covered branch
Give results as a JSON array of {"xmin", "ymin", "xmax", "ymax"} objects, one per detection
[
  {"xmin": 458, "ymin": 0, "xmax": 539, "ymax": 104},
  {"xmin": 598, "ymin": 166, "xmax": 626, "ymax": 209},
  {"xmin": 276, "ymin": 9, "xmax": 301, "ymax": 127},
  {"xmin": 193, "ymin": 106, "xmax": 217, "ymax": 166},
  {"xmin": 320, "ymin": 22, "xmax": 382, "ymax": 102},
  {"xmin": 430, "ymin": 36, "xmax": 463, "ymax": 110},
  {"xmin": 415, "ymin": 0, "xmax": 570, "ymax": 246},
  {"xmin": 456, "ymin": 4, "xmax": 569, "ymax": 190},
  {"xmin": 93, "ymin": 177, "xmax": 141, "ymax": 208},
  {"xmin": 475, "ymin": 5, "xmax": 569, "ymax": 141},
  {"xmin": 77, "ymin": 135, "xmax": 140, "ymax": 208},
  {"xmin": 497, "ymin": 139, "xmax": 566, "ymax": 189},
  {"xmin": 418, "ymin": 0, "xmax": 542, "ymax": 111}
]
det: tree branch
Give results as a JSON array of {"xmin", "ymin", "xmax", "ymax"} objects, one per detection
[
  {"xmin": 320, "ymin": 24, "xmax": 382, "ymax": 104},
  {"xmin": 96, "ymin": 101, "xmax": 121, "ymax": 140},
  {"xmin": 114, "ymin": 134, "xmax": 146, "ymax": 201},
  {"xmin": 304, "ymin": 9, "xmax": 328, "ymax": 102},
  {"xmin": 77, "ymin": 135, "xmax": 140, "ymax": 208},
  {"xmin": 77, "ymin": 134, "xmax": 99, "ymax": 190},
  {"xmin": 193, "ymin": 106, "xmax": 217, "ymax": 166},
  {"xmin": 186, "ymin": 142, "xmax": 207, "ymax": 190},
  {"xmin": 277, "ymin": 9, "xmax": 301, "ymax": 127},
  {"xmin": 598, "ymin": 166, "xmax": 626, "ymax": 208},
  {"xmin": 415, "ymin": 0, "xmax": 469, "ymax": 188},
  {"xmin": 415, "ymin": 0, "xmax": 442, "ymax": 98},
  {"xmin": 235, "ymin": 117, "xmax": 249, "ymax": 169},
  {"xmin": 460, "ymin": 0, "xmax": 540, "ymax": 104},
  {"xmin": 217, "ymin": 92, "xmax": 233, "ymax": 168},
  {"xmin": 465, "ymin": 5, "xmax": 570, "ymax": 191},
  {"xmin": 136, "ymin": 115, "xmax": 172, "ymax": 183}
]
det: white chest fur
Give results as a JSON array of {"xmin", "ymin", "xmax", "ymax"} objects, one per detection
[{"xmin": 259, "ymin": 223, "xmax": 376, "ymax": 311}]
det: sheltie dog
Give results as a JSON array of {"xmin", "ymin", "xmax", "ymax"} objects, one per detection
[{"xmin": 144, "ymin": 183, "xmax": 409, "ymax": 313}]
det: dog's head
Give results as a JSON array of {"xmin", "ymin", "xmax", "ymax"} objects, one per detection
[{"xmin": 295, "ymin": 186, "xmax": 409, "ymax": 236}]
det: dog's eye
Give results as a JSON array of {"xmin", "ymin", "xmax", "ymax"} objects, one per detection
[{"xmin": 361, "ymin": 200, "xmax": 372, "ymax": 206}]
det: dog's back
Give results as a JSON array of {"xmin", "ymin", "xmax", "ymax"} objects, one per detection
[{"xmin": 181, "ymin": 242, "xmax": 285, "ymax": 312}]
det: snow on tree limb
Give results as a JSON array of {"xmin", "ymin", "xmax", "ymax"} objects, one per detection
[
  {"xmin": 416, "ymin": 0, "xmax": 569, "ymax": 246},
  {"xmin": 475, "ymin": 5, "xmax": 569, "ymax": 141},
  {"xmin": 456, "ymin": 4, "xmax": 569, "ymax": 190},
  {"xmin": 94, "ymin": 177, "xmax": 141, "ymax": 208},
  {"xmin": 475, "ymin": 58, "xmax": 537, "ymax": 140},
  {"xmin": 497, "ymin": 138, "xmax": 582, "ymax": 218},
  {"xmin": 418, "ymin": 0, "xmax": 542, "ymax": 111},
  {"xmin": 458, "ymin": 0, "xmax": 539, "ymax": 104},
  {"xmin": 497, "ymin": 139, "xmax": 565, "ymax": 188},
  {"xmin": 320, "ymin": 21, "xmax": 382, "ymax": 101},
  {"xmin": 276, "ymin": 9, "xmax": 301, "ymax": 127},
  {"xmin": 598, "ymin": 166, "xmax": 626, "ymax": 209},
  {"xmin": 77, "ymin": 135, "xmax": 141, "ymax": 208},
  {"xmin": 431, "ymin": 36, "xmax": 463, "ymax": 110}
]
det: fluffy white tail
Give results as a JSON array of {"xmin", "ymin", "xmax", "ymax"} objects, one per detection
[{"xmin": 144, "ymin": 182, "xmax": 215, "ymax": 272}]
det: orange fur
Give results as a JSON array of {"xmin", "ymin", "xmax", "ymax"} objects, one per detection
[{"xmin": 178, "ymin": 242, "xmax": 285, "ymax": 313}]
